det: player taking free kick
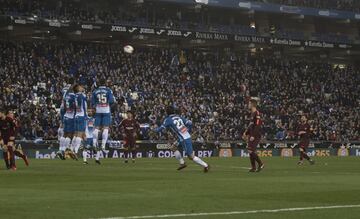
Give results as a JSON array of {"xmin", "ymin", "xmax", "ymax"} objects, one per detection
[{"xmin": 154, "ymin": 106, "xmax": 209, "ymax": 172}]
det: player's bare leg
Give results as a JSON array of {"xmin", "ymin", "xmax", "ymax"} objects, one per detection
[{"xmin": 14, "ymin": 144, "xmax": 29, "ymax": 166}]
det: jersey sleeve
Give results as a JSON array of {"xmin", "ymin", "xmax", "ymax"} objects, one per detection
[{"xmin": 155, "ymin": 118, "xmax": 170, "ymax": 133}]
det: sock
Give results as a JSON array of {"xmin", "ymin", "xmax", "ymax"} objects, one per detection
[
  {"xmin": 73, "ymin": 137, "xmax": 82, "ymax": 153},
  {"xmin": 82, "ymin": 150, "xmax": 88, "ymax": 162},
  {"xmin": 132, "ymin": 150, "xmax": 136, "ymax": 160},
  {"xmin": 58, "ymin": 128, "xmax": 64, "ymax": 141},
  {"xmin": 253, "ymin": 152, "xmax": 263, "ymax": 166},
  {"xmin": 124, "ymin": 151, "xmax": 128, "ymax": 160},
  {"xmin": 249, "ymin": 153, "xmax": 256, "ymax": 169},
  {"xmin": 95, "ymin": 151, "xmax": 101, "ymax": 161},
  {"xmin": 64, "ymin": 137, "xmax": 71, "ymax": 149},
  {"xmin": 174, "ymin": 150, "xmax": 185, "ymax": 165},
  {"xmin": 71, "ymin": 137, "xmax": 77, "ymax": 150},
  {"xmin": 59, "ymin": 136, "xmax": 66, "ymax": 151},
  {"xmin": 101, "ymin": 128, "xmax": 109, "ymax": 150},
  {"xmin": 7, "ymin": 147, "xmax": 16, "ymax": 168},
  {"xmin": 192, "ymin": 156, "xmax": 208, "ymax": 168},
  {"xmin": 3, "ymin": 151, "xmax": 10, "ymax": 169},
  {"xmin": 300, "ymin": 151, "xmax": 304, "ymax": 161},
  {"xmin": 93, "ymin": 129, "xmax": 99, "ymax": 148}
]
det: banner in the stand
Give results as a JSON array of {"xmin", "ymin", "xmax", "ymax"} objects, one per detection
[
  {"xmin": 8, "ymin": 18, "xmax": 355, "ymax": 49},
  {"xmin": 108, "ymin": 24, "xmax": 353, "ymax": 49}
]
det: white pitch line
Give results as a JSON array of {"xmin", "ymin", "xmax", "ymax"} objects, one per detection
[{"xmin": 98, "ymin": 204, "xmax": 360, "ymax": 219}]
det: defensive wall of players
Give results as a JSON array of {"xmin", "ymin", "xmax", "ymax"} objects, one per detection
[{"xmin": 2, "ymin": 140, "xmax": 360, "ymax": 159}]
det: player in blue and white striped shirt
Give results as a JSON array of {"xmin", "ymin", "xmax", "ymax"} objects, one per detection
[
  {"xmin": 72, "ymin": 84, "xmax": 87, "ymax": 156},
  {"xmin": 154, "ymin": 106, "xmax": 210, "ymax": 172},
  {"xmin": 91, "ymin": 78, "xmax": 115, "ymax": 152}
]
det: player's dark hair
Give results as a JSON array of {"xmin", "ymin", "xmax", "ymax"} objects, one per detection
[
  {"xmin": 73, "ymin": 84, "xmax": 81, "ymax": 93},
  {"xmin": 98, "ymin": 78, "xmax": 106, "ymax": 86},
  {"xmin": 250, "ymin": 99, "xmax": 258, "ymax": 107},
  {"xmin": 166, "ymin": 106, "xmax": 175, "ymax": 115}
]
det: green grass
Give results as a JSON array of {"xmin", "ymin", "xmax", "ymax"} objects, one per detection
[{"xmin": 0, "ymin": 157, "xmax": 360, "ymax": 219}]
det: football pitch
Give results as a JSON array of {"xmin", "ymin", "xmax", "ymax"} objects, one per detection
[{"xmin": 1, "ymin": 157, "xmax": 360, "ymax": 219}]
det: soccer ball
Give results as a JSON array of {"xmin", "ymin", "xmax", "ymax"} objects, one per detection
[{"xmin": 123, "ymin": 45, "xmax": 134, "ymax": 54}]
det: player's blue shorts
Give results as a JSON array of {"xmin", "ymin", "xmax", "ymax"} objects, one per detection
[
  {"xmin": 75, "ymin": 116, "xmax": 86, "ymax": 132},
  {"xmin": 94, "ymin": 113, "xmax": 111, "ymax": 127},
  {"xmin": 63, "ymin": 117, "xmax": 75, "ymax": 133},
  {"xmin": 85, "ymin": 138, "xmax": 94, "ymax": 149},
  {"xmin": 181, "ymin": 138, "xmax": 194, "ymax": 156}
]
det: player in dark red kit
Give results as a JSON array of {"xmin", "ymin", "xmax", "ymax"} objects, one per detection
[
  {"xmin": 243, "ymin": 99, "xmax": 264, "ymax": 172},
  {"xmin": 297, "ymin": 115, "xmax": 315, "ymax": 165},
  {"xmin": 0, "ymin": 110, "xmax": 29, "ymax": 170},
  {"xmin": 119, "ymin": 111, "xmax": 140, "ymax": 163}
]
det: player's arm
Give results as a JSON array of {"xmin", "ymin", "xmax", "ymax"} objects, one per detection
[
  {"xmin": 108, "ymin": 89, "xmax": 115, "ymax": 105},
  {"xmin": 83, "ymin": 95, "xmax": 88, "ymax": 112},
  {"xmin": 298, "ymin": 131, "xmax": 306, "ymax": 135},
  {"xmin": 91, "ymin": 91, "xmax": 96, "ymax": 108},
  {"xmin": 154, "ymin": 119, "xmax": 168, "ymax": 133},
  {"xmin": 297, "ymin": 125, "xmax": 306, "ymax": 135}
]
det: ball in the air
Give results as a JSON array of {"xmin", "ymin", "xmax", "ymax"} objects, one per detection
[{"xmin": 124, "ymin": 45, "xmax": 134, "ymax": 54}]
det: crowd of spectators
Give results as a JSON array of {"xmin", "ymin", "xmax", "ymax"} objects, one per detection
[{"xmin": 0, "ymin": 41, "xmax": 359, "ymax": 142}]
